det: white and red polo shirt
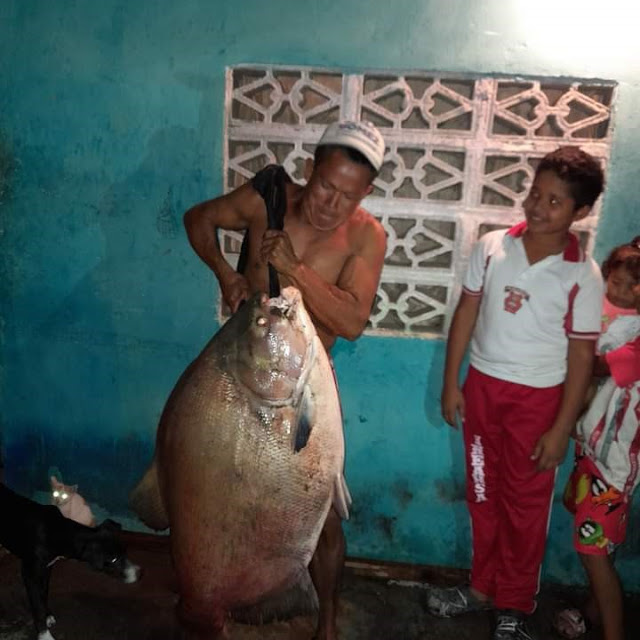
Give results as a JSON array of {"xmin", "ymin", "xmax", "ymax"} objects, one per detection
[{"xmin": 463, "ymin": 222, "xmax": 604, "ymax": 388}]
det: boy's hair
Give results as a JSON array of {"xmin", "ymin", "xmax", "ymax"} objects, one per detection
[
  {"xmin": 601, "ymin": 236, "xmax": 640, "ymax": 282},
  {"xmin": 536, "ymin": 146, "xmax": 605, "ymax": 210},
  {"xmin": 314, "ymin": 144, "xmax": 379, "ymax": 182}
]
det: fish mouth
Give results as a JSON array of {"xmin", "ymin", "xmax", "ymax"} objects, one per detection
[
  {"xmin": 264, "ymin": 286, "xmax": 300, "ymax": 311},
  {"xmin": 264, "ymin": 287, "xmax": 315, "ymax": 342},
  {"xmin": 241, "ymin": 287, "xmax": 317, "ymax": 406}
]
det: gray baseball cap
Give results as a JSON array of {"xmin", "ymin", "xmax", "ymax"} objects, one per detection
[{"xmin": 317, "ymin": 120, "xmax": 385, "ymax": 172}]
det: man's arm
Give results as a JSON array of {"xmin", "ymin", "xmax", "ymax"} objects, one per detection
[
  {"xmin": 531, "ymin": 337, "xmax": 595, "ymax": 470},
  {"xmin": 183, "ymin": 183, "xmax": 264, "ymax": 311},
  {"xmin": 441, "ymin": 293, "xmax": 482, "ymax": 427},
  {"xmin": 263, "ymin": 219, "xmax": 386, "ymax": 341}
]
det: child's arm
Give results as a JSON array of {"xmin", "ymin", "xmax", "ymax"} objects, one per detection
[
  {"xmin": 605, "ymin": 336, "xmax": 640, "ymax": 386},
  {"xmin": 592, "ymin": 353, "xmax": 611, "ymax": 377},
  {"xmin": 441, "ymin": 292, "xmax": 481, "ymax": 427},
  {"xmin": 531, "ymin": 338, "xmax": 595, "ymax": 470},
  {"xmin": 441, "ymin": 233, "xmax": 489, "ymax": 428}
]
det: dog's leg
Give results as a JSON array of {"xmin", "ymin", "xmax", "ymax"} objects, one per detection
[
  {"xmin": 21, "ymin": 561, "xmax": 56, "ymax": 640},
  {"xmin": 44, "ymin": 566, "xmax": 56, "ymax": 629}
]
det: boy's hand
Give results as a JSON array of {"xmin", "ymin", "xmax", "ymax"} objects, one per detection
[
  {"xmin": 531, "ymin": 428, "xmax": 570, "ymax": 471},
  {"xmin": 441, "ymin": 384, "xmax": 465, "ymax": 428}
]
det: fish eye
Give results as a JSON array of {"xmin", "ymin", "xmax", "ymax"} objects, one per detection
[
  {"xmin": 108, "ymin": 556, "xmax": 119, "ymax": 564},
  {"xmin": 256, "ymin": 316, "xmax": 268, "ymax": 327}
]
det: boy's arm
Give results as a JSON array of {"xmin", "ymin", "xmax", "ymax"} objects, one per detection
[
  {"xmin": 531, "ymin": 337, "xmax": 595, "ymax": 470},
  {"xmin": 183, "ymin": 183, "xmax": 264, "ymax": 312},
  {"xmin": 441, "ymin": 292, "xmax": 482, "ymax": 427},
  {"xmin": 440, "ymin": 233, "xmax": 489, "ymax": 427}
]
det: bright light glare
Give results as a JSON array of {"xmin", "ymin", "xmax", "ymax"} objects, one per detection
[{"xmin": 514, "ymin": 0, "xmax": 640, "ymax": 69}]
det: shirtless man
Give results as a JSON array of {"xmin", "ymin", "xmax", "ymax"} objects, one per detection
[{"xmin": 183, "ymin": 120, "xmax": 387, "ymax": 640}]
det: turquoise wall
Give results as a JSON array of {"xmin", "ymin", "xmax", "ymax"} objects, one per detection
[{"xmin": 1, "ymin": 0, "xmax": 639, "ymax": 590}]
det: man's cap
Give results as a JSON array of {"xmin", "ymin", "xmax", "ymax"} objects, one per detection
[{"xmin": 317, "ymin": 120, "xmax": 385, "ymax": 172}]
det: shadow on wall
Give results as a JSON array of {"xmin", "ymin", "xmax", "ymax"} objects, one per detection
[
  {"xmin": 3, "ymin": 123, "xmax": 215, "ymax": 510},
  {"xmin": 424, "ymin": 344, "xmax": 470, "ymax": 563},
  {"xmin": 5, "ymin": 427, "xmax": 154, "ymax": 512},
  {"xmin": 1, "ymin": 129, "xmax": 17, "ymax": 488},
  {"xmin": 0, "ymin": 129, "xmax": 16, "ymax": 206}
]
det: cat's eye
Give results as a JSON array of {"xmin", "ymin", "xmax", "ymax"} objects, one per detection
[{"xmin": 52, "ymin": 491, "xmax": 59, "ymax": 498}]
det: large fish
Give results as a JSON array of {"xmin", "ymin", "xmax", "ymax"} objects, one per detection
[{"xmin": 130, "ymin": 287, "xmax": 349, "ymax": 636}]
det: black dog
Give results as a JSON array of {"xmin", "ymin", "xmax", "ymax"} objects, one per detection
[{"xmin": 0, "ymin": 482, "xmax": 140, "ymax": 640}]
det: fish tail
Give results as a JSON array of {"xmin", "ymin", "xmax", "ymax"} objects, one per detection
[
  {"xmin": 231, "ymin": 568, "xmax": 318, "ymax": 624},
  {"xmin": 128, "ymin": 457, "xmax": 169, "ymax": 531}
]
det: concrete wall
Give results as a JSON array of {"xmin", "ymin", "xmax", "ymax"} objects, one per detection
[{"xmin": 1, "ymin": 0, "xmax": 639, "ymax": 589}]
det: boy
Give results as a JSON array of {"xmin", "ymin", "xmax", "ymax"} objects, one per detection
[{"xmin": 429, "ymin": 147, "xmax": 606, "ymax": 639}]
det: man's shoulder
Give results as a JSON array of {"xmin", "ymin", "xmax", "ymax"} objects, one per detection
[
  {"xmin": 285, "ymin": 180, "xmax": 305, "ymax": 199},
  {"xmin": 349, "ymin": 206, "xmax": 386, "ymax": 246},
  {"xmin": 351, "ymin": 205, "xmax": 383, "ymax": 231},
  {"xmin": 229, "ymin": 177, "xmax": 268, "ymax": 209}
]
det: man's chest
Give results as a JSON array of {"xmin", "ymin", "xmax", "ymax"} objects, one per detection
[
  {"xmin": 288, "ymin": 225, "xmax": 352, "ymax": 283},
  {"xmin": 244, "ymin": 223, "xmax": 352, "ymax": 288}
]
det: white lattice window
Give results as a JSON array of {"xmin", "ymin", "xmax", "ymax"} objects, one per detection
[{"xmin": 222, "ymin": 66, "xmax": 616, "ymax": 337}]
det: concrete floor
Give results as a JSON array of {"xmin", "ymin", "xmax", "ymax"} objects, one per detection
[{"xmin": 1, "ymin": 536, "xmax": 639, "ymax": 640}]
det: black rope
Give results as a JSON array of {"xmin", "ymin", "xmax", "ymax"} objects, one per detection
[{"xmin": 237, "ymin": 165, "xmax": 290, "ymax": 298}]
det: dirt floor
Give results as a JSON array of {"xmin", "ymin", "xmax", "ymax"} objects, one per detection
[{"xmin": 1, "ymin": 535, "xmax": 639, "ymax": 640}]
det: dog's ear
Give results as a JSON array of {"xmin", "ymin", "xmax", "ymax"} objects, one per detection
[{"xmin": 98, "ymin": 518, "xmax": 123, "ymax": 532}]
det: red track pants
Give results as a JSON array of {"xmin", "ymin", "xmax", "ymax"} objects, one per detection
[{"xmin": 462, "ymin": 366, "xmax": 563, "ymax": 613}]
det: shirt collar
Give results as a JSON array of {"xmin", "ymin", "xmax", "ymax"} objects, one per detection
[{"xmin": 506, "ymin": 222, "xmax": 583, "ymax": 262}]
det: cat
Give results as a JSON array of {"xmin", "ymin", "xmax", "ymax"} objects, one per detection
[{"xmin": 50, "ymin": 476, "xmax": 96, "ymax": 527}]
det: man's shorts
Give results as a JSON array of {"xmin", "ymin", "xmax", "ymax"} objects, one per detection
[{"xmin": 563, "ymin": 451, "xmax": 629, "ymax": 555}]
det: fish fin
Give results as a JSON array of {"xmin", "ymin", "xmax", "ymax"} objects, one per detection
[
  {"xmin": 128, "ymin": 458, "xmax": 169, "ymax": 531},
  {"xmin": 293, "ymin": 385, "xmax": 313, "ymax": 453},
  {"xmin": 231, "ymin": 568, "xmax": 318, "ymax": 624},
  {"xmin": 332, "ymin": 472, "xmax": 352, "ymax": 521}
]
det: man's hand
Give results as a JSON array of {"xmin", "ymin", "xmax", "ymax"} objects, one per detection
[
  {"xmin": 220, "ymin": 272, "xmax": 250, "ymax": 313},
  {"xmin": 531, "ymin": 427, "xmax": 570, "ymax": 471},
  {"xmin": 441, "ymin": 383, "xmax": 465, "ymax": 428},
  {"xmin": 260, "ymin": 230, "xmax": 301, "ymax": 276}
]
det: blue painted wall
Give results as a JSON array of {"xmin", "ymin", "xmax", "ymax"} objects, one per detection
[{"xmin": 1, "ymin": 0, "xmax": 639, "ymax": 590}]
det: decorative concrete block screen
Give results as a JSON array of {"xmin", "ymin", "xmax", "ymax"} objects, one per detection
[{"xmin": 222, "ymin": 66, "xmax": 616, "ymax": 337}]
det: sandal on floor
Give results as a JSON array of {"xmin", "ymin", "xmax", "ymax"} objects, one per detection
[
  {"xmin": 426, "ymin": 584, "xmax": 493, "ymax": 618},
  {"xmin": 553, "ymin": 608, "xmax": 590, "ymax": 639}
]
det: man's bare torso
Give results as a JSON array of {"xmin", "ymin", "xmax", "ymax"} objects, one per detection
[{"xmin": 242, "ymin": 181, "xmax": 371, "ymax": 350}]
